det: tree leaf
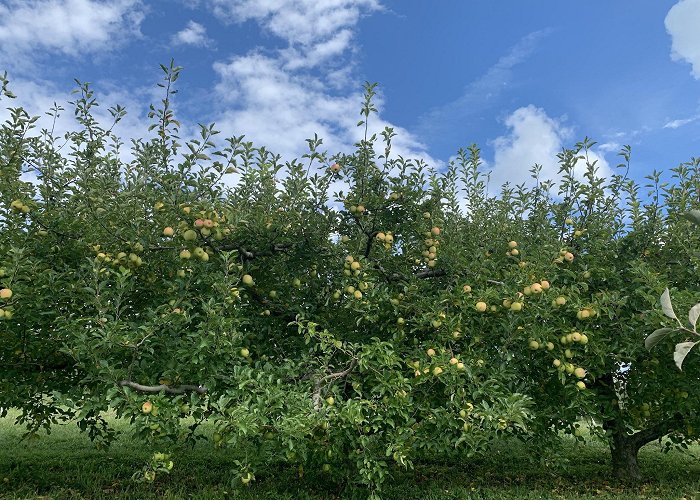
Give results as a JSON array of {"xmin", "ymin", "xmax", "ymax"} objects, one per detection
[
  {"xmin": 645, "ymin": 328, "xmax": 676, "ymax": 350},
  {"xmin": 673, "ymin": 341, "xmax": 698, "ymax": 370},
  {"xmin": 660, "ymin": 288, "xmax": 677, "ymax": 321},
  {"xmin": 683, "ymin": 210, "xmax": 700, "ymax": 226},
  {"xmin": 689, "ymin": 303, "xmax": 700, "ymax": 330}
]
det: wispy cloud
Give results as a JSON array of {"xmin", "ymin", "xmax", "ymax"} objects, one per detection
[
  {"xmin": 663, "ymin": 114, "xmax": 700, "ymax": 129},
  {"xmin": 0, "ymin": 0, "xmax": 145, "ymax": 71},
  {"xmin": 665, "ymin": 0, "xmax": 700, "ymax": 79},
  {"xmin": 415, "ymin": 29, "xmax": 552, "ymax": 145},
  {"xmin": 172, "ymin": 20, "xmax": 212, "ymax": 48}
]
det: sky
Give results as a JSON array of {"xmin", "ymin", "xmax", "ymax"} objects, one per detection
[{"xmin": 0, "ymin": 0, "xmax": 699, "ymax": 193}]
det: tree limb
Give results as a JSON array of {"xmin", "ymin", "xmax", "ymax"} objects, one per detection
[
  {"xmin": 312, "ymin": 358, "xmax": 357, "ymax": 410},
  {"xmin": 118, "ymin": 380, "xmax": 207, "ymax": 394}
]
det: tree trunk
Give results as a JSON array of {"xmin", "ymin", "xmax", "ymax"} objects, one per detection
[{"xmin": 609, "ymin": 429, "xmax": 642, "ymax": 482}]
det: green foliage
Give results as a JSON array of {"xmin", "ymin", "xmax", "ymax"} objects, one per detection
[{"xmin": 1, "ymin": 63, "xmax": 700, "ymax": 495}]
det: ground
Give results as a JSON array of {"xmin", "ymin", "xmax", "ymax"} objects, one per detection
[{"xmin": 1, "ymin": 411, "xmax": 699, "ymax": 499}]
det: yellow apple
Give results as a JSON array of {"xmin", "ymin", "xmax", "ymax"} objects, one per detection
[
  {"xmin": 433, "ymin": 366, "xmax": 443, "ymax": 376},
  {"xmin": 142, "ymin": 401, "xmax": 153, "ymax": 414},
  {"xmin": 508, "ymin": 240, "xmax": 518, "ymax": 249},
  {"xmin": 475, "ymin": 301, "xmax": 487, "ymax": 312},
  {"xmin": 462, "ymin": 285, "xmax": 472, "ymax": 293},
  {"xmin": 240, "ymin": 347, "xmax": 250, "ymax": 358},
  {"xmin": 510, "ymin": 302, "xmax": 523, "ymax": 312},
  {"xmin": 179, "ymin": 249, "xmax": 191, "ymax": 260},
  {"xmin": 427, "ymin": 348, "xmax": 436, "ymax": 357},
  {"xmin": 242, "ymin": 274, "xmax": 254, "ymax": 286},
  {"xmin": 0, "ymin": 288, "xmax": 12, "ymax": 300}
]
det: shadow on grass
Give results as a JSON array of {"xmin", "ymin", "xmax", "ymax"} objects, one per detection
[{"xmin": 1, "ymin": 412, "xmax": 699, "ymax": 499}]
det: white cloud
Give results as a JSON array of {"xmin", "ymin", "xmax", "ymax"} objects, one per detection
[
  {"xmin": 172, "ymin": 20, "xmax": 212, "ymax": 47},
  {"xmin": 0, "ymin": 0, "xmax": 144, "ymax": 69},
  {"xmin": 212, "ymin": 53, "xmax": 438, "ymax": 166},
  {"xmin": 205, "ymin": 0, "xmax": 441, "ymax": 169},
  {"xmin": 665, "ymin": 0, "xmax": 700, "ymax": 79},
  {"xmin": 207, "ymin": 0, "xmax": 381, "ymax": 68},
  {"xmin": 489, "ymin": 105, "xmax": 612, "ymax": 193}
]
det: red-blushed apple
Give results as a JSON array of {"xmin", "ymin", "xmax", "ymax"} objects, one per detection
[{"xmin": 0, "ymin": 288, "xmax": 12, "ymax": 300}]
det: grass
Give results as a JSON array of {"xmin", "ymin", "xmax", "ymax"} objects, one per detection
[{"xmin": 1, "ymin": 411, "xmax": 700, "ymax": 499}]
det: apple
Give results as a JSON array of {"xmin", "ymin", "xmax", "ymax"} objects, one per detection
[
  {"xmin": 555, "ymin": 296, "xmax": 567, "ymax": 306},
  {"xmin": 341, "ymin": 235, "xmax": 350, "ymax": 243},
  {"xmin": 397, "ymin": 317, "xmax": 405, "ymax": 326},
  {"xmin": 177, "ymin": 269, "xmax": 186, "ymax": 278},
  {"xmin": 241, "ymin": 472, "xmax": 253, "ymax": 484},
  {"xmin": 579, "ymin": 334, "xmax": 589, "ymax": 344},
  {"xmin": 475, "ymin": 301, "xmax": 487, "ymax": 312},
  {"xmin": 553, "ymin": 359, "xmax": 561, "ymax": 367},
  {"xmin": 242, "ymin": 274, "xmax": 254, "ymax": 286},
  {"xmin": 540, "ymin": 280, "xmax": 550, "ymax": 290},
  {"xmin": 200, "ymin": 227, "xmax": 211, "ymax": 237},
  {"xmin": 510, "ymin": 248, "xmax": 520, "ymax": 256},
  {"xmin": 423, "ymin": 212, "xmax": 431, "ymax": 219},
  {"xmin": 427, "ymin": 348, "xmax": 436, "ymax": 357},
  {"xmin": 432, "ymin": 366, "xmax": 443, "ymax": 376},
  {"xmin": 574, "ymin": 230, "xmax": 583, "ymax": 237},
  {"xmin": 350, "ymin": 261, "xmax": 361, "ymax": 271},
  {"xmin": 203, "ymin": 219, "xmax": 214, "ymax": 228},
  {"xmin": 456, "ymin": 362, "xmax": 465, "ymax": 370},
  {"xmin": 449, "ymin": 357, "xmax": 459, "ymax": 365},
  {"xmin": 183, "ymin": 229, "xmax": 197, "ymax": 241},
  {"xmin": 269, "ymin": 290, "xmax": 278, "ymax": 299},
  {"xmin": 574, "ymin": 367, "xmax": 586, "ymax": 379},
  {"xmin": 194, "ymin": 219, "xmax": 205, "ymax": 228},
  {"xmin": 240, "ymin": 347, "xmax": 250, "ymax": 358},
  {"xmin": 546, "ymin": 342, "xmax": 555, "ymax": 351},
  {"xmin": 385, "ymin": 234, "xmax": 394, "ymax": 244},
  {"xmin": 462, "ymin": 285, "xmax": 472, "ymax": 293},
  {"xmin": 179, "ymin": 249, "xmax": 191, "ymax": 260},
  {"xmin": 523, "ymin": 286, "xmax": 532, "ymax": 296},
  {"xmin": 0, "ymin": 288, "xmax": 12, "ymax": 300},
  {"xmin": 142, "ymin": 401, "xmax": 153, "ymax": 414},
  {"xmin": 431, "ymin": 227, "xmax": 441, "ymax": 236},
  {"xmin": 530, "ymin": 283, "xmax": 543, "ymax": 294},
  {"xmin": 376, "ymin": 232, "xmax": 386, "ymax": 241},
  {"xmin": 576, "ymin": 381, "xmax": 586, "ymax": 390},
  {"xmin": 565, "ymin": 349, "xmax": 574, "ymax": 359},
  {"xmin": 322, "ymin": 463, "xmax": 331, "ymax": 472},
  {"xmin": 565, "ymin": 218, "xmax": 574, "ymax": 225},
  {"xmin": 510, "ymin": 302, "xmax": 523, "ymax": 312},
  {"xmin": 353, "ymin": 290, "xmax": 363, "ymax": 299},
  {"xmin": 508, "ymin": 240, "xmax": 518, "ymax": 249},
  {"xmin": 452, "ymin": 330, "xmax": 462, "ymax": 339},
  {"xmin": 326, "ymin": 396, "xmax": 335, "ymax": 406},
  {"xmin": 330, "ymin": 163, "xmax": 341, "ymax": 173},
  {"xmin": 564, "ymin": 252, "xmax": 574, "ymax": 262},
  {"xmin": 528, "ymin": 340, "xmax": 539, "ymax": 350}
]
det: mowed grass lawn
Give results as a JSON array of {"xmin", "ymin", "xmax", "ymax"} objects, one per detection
[{"xmin": 1, "ymin": 410, "xmax": 700, "ymax": 499}]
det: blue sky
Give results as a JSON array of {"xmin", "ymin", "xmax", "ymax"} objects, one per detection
[{"xmin": 1, "ymin": 0, "xmax": 699, "ymax": 192}]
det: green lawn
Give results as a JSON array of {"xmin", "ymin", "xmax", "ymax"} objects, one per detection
[{"xmin": 1, "ymin": 411, "xmax": 699, "ymax": 499}]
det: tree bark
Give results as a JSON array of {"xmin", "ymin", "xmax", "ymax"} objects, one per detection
[
  {"xmin": 608, "ymin": 429, "xmax": 642, "ymax": 482},
  {"xmin": 605, "ymin": 415, "xmax": 682, "ymax": 482}
]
